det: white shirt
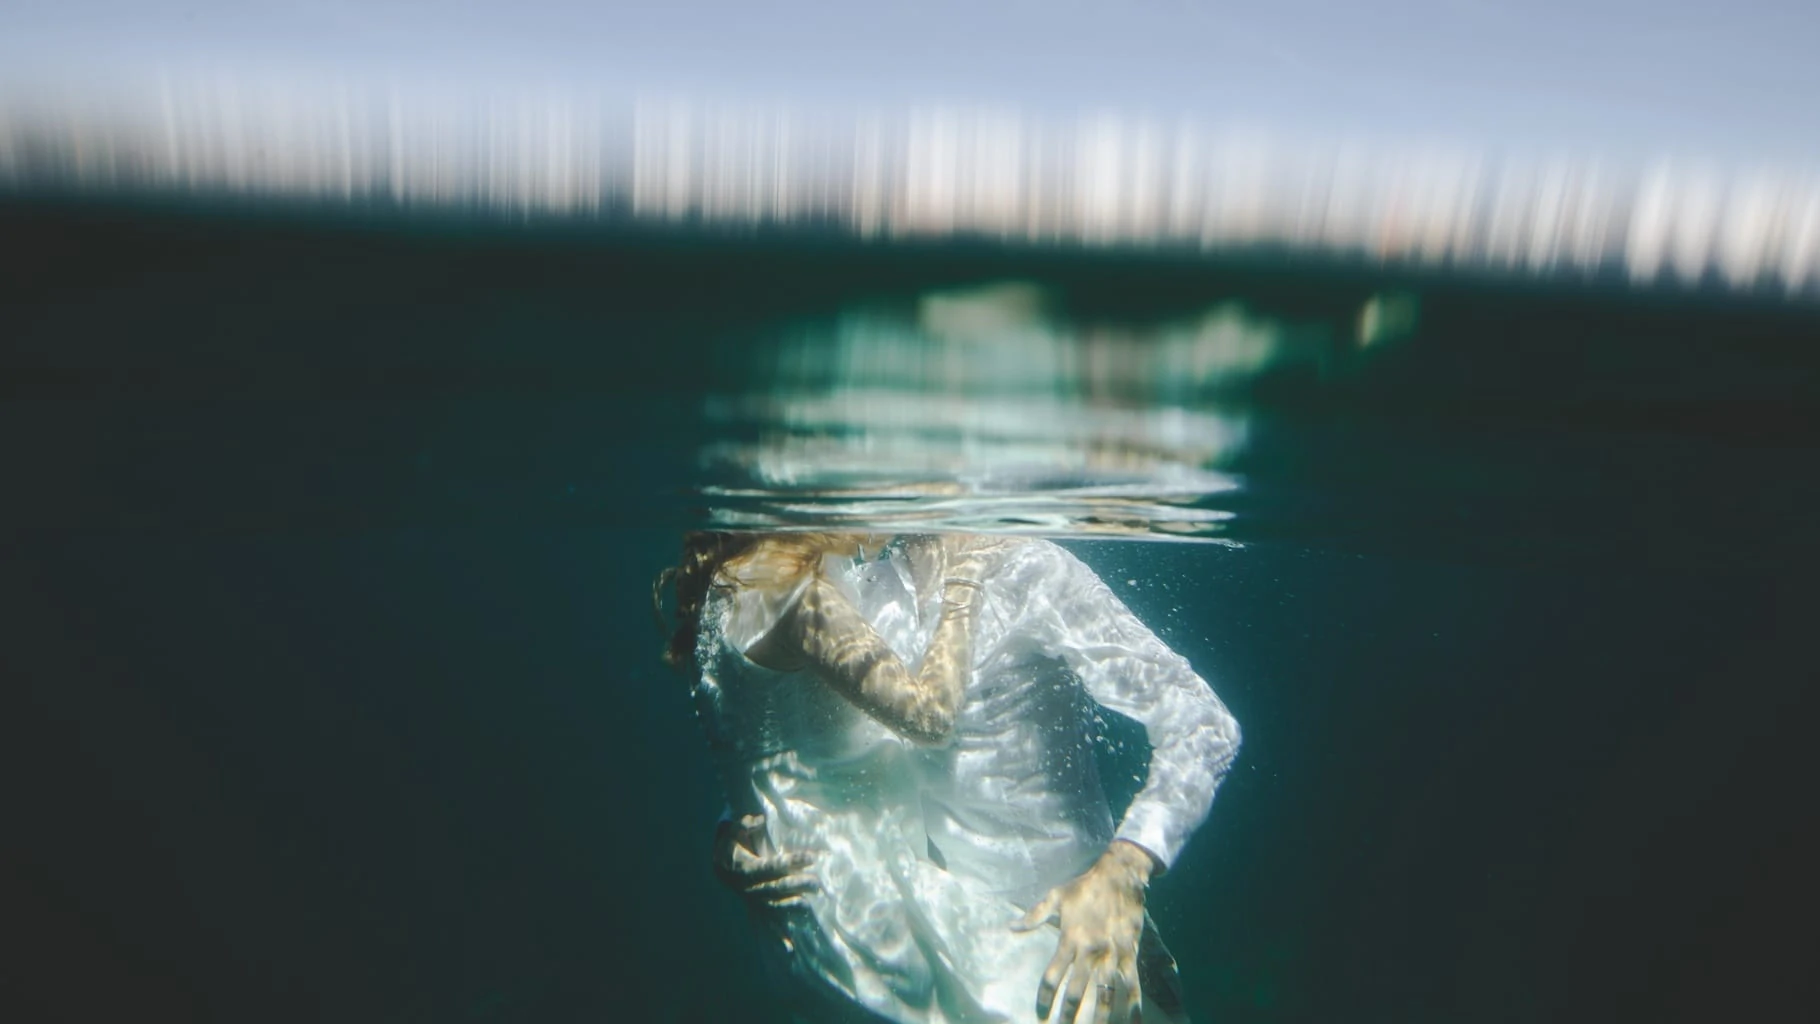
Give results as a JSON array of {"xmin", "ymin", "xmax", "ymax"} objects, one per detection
[{"xmin": 849, "ymin": 537, "xmax": 1242, "ymax": 904}]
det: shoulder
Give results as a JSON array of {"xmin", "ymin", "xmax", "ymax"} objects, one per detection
[
  {"xmin": 710, "ymin": 580, "xmax": 805, "ymax": 656},
  {"xmin": 1008, "ymin": 538, "xmax": 1100, "ymax": 581},
  {"xmin": 975, "ymin": 539, "xmax": 1109, "ymax": 609}
]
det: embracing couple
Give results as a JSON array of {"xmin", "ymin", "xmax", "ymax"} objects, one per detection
[{"xmin": 659, "ymin": 533, "xmax": 1241, "ymax": 1024}]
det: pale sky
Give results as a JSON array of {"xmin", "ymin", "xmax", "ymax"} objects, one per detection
[{"xmin": 3, "ymin": 1, "xmax": 1816, "ymax": 166}]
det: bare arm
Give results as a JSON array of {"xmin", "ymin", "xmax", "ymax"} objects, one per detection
[
  {"xmin": 784, "ymin": 572, "xmax": 978, "ymax": 744},
  {"xmin": 741, "ymin": 541, "xmax": 982, "ymax": 744}
]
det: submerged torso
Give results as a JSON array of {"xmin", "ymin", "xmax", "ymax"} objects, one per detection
[
  {"xmin": 851, "ymin": 540, "xmax": 1115, "ymax": 905},
  {"xmin": 689, "ymin": 553, "xmax": 1063, "ymax": 1023}
]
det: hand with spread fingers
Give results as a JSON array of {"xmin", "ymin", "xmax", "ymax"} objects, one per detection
[
  {"xmin": 712, "ymin": 813, "xmax": 818, "ymax": 909},
  {"xmin": 1012, "ymin": 839, "xmax": 1158, "ymax": 1024}
]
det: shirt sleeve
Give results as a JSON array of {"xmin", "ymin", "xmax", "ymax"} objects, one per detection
[{"xmin": 1021, "ymin": 541, "xmax": 1242, "ymax": 870}]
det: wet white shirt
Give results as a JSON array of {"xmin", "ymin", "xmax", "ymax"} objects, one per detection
[{"xmin": 849, "ymin": 537, "xmax": 1242, "ymax": 904}]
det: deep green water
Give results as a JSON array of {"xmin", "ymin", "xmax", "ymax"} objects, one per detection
[{"xmin": 3, "ymin": 199, "xmax": 1817, "ymax": 1022}]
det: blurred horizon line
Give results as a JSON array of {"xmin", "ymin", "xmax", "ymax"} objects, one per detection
[{"xmin": 3, "ymin": 73, "xmax": 1817, "ymax": 298}]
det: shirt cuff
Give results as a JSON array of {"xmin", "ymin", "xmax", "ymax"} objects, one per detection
[{"xmin": 1115, "ymin": 801, "xmax": 1186, "ymax": 872}]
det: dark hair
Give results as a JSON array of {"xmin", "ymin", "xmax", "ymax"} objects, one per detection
[{"xmin": 655, "ymin": 532, "xmax": 751, "ymax": 670}]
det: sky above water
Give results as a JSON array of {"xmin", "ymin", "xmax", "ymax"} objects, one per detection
[{"xmin": 2, "ymin": 1, "xmax": 1817, "ymax": 165}]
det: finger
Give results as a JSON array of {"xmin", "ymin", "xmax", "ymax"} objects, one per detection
[
  {"xmin": 730, "ymin": 849, "xmax": 815, "ymax": 882},
  {"xmin": 1058, "ymin": 965, "xmax": 1092, "ymax": 1024},
  {"xmin": 728, "ymin": 816, "xmax": 765, "ymax": 848},
  {"xmin": 739, "ymin": 817, "xmax": 777, "ymax": 857},
  {"xmin": 1012, "ymin": 892, "xmax": 1060, "ymax": 933},
  {"xmin": 718, "ymin": 854, "xmax": 805, "ymax": 895},
  {"xmin": 749, "ymin": 850, "xmax": 816, "ymax": 876},
  {"xmin": 1035, "ymin": 954, "xmax": 1069, "ymax": 1021},
  {"xmin": 746, "ymin": 874, "xmax": 821, "ymax": 901},
  {"xmin": 1104, "ymin": 984, "xmax": 1130, "ymax": 1024},
  {"xmin": 1107, "ymin": 969, "xmax": 1138, "ymax": 1024},
  {"xmin": 1092, "ymin": 980, "xmax": 1115, "ymax": 1024}
]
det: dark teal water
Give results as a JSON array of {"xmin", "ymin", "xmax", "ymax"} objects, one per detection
[{"xmin": 3, "ymin": 199, "xmax": 1816, "ymax": 1022}]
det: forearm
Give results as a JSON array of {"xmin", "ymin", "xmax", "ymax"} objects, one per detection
[
  {"xmin": 851, "ymin": 577, "xmax": 976, "ymax": 741},
  {"xmin": 793, "ymin": 575, "xmax": 976, "ymax": 743},
  {"xmin": 905, "ymin": 577, "xmax": 979, "ymax": 724}
]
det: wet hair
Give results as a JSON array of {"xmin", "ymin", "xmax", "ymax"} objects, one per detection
[{"xmin": 655, "ymin": 532, "xmax": 866, "ymax": 670}]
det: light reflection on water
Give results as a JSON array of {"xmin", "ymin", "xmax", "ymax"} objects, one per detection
[{"xmin": 699, "ymin": 281, "xmax": 1417, "ymax": 538}]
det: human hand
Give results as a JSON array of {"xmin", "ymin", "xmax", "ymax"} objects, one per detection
[
  {"xmin": 711, "ymin": 813, "xmax": 818, "ymax": 909},
  {"xmin": 1011, "ymin": 840, "xmax": 1157, "ymax": 1024}
]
